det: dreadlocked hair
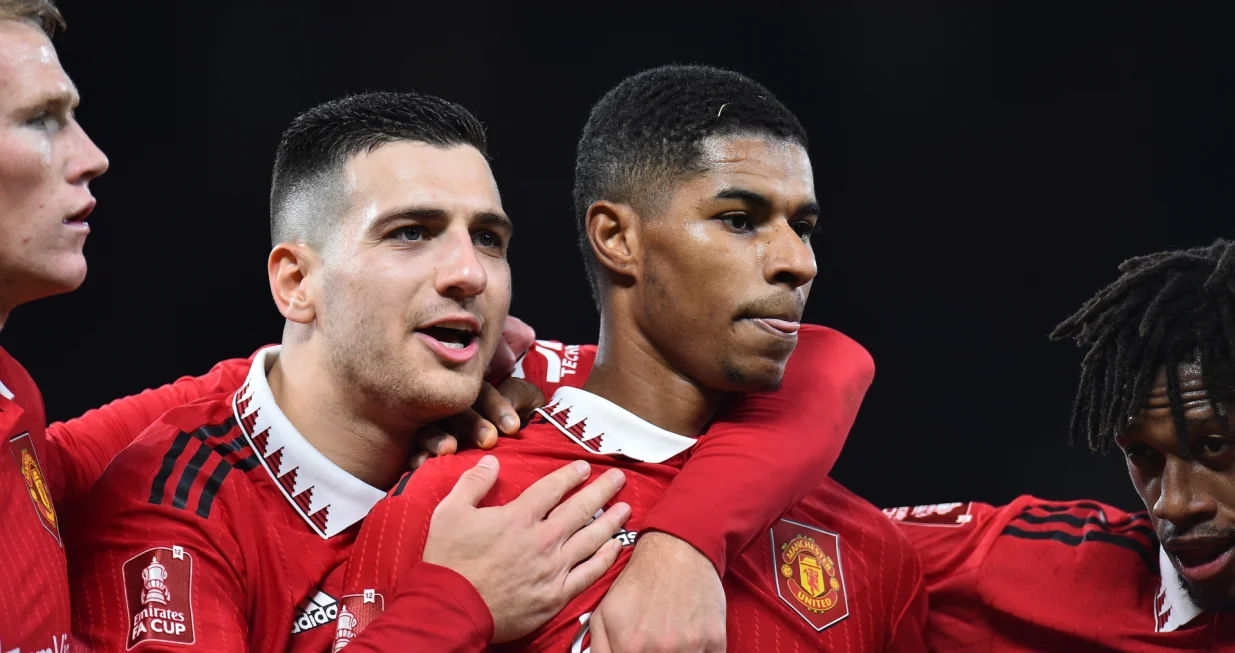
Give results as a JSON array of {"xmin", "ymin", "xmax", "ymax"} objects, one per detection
[{"xmin": 1050, "ymin": 238, "xmax": 1235, "ymax": 453}]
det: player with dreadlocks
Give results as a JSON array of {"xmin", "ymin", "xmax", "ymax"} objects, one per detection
[{"xmin": 883, "ymin": 238, "xmax": 1235, "ymax": 650}]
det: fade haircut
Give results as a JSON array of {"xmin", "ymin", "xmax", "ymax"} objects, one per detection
[
  {"xmin": 0, "ymin": 0, "xmax": 64, "ymax": 36},
  {"xmin": 572, "ymin": 64, "xmax": 809, "ymax": 306},
  {"xmin": 1052, "ymin": 239, "xmax": 1235, "ymax": 453},
  {"xmin": 270, "ymin": 91, "xmax": 488, "ymax": 249}
]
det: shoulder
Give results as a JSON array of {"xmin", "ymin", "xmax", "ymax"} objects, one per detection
[
  {"xmin": 89, "ymin": 394, "xmax": 257, "ymax": 520},
  {"xmin": 0, "ymin": 345, "xmax": 43, "ymax": 414},
  {"xmin": 513, "ymin": 340, "xmax": 596, "ymax": 394}
]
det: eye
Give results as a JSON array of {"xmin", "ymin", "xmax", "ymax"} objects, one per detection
[
  {"xmin": 791, "ymin": 221, "xmax": 815, "ymax": 240},
  {"xmin": 1201, "ymin": 436, "xmax": 1230, "ymax": 456},
  {"xmin": 720, "ymin": 212, "xmax": 754, "ymax": 232},
  {"xmin": 1123, "ymin": 443, "xmax": 1157, "ymax": 462},
  {"xmin": 27, "ymin": 112, "xmax": 59, "ymax": 131},
  {"xmin": 388, "ymin": 226, "xmax": 426, "ymax": 242},
  {"xmin": 473, "ymin": 230, "xmax": 503, "ymax": 249}
]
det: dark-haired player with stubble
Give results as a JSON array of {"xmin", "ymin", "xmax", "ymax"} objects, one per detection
[
  {"xmin": 337, "ymin": 64, "xmax": 928, "ymax": 652},
  {"xmin": 67, "ymin": 92, "xmax": 640, "ymax": 653},
  {"xmin": 887, "ymin": 239, "xmax": 1235, "ymax": 650}
]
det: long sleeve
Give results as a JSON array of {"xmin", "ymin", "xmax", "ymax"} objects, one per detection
[
  {"xmin": 69, "ymin": 430, "xmax": 253, "ymax": 652},
  {"xmin": 333, "ymin": 461, "xmax": 494, "ymax": 652},
  {"xmin": 643, "ymin": 325, "xmax": 875, "ymax": 574},
  {"xmin": 337, "ymin": 562, "xmax": 492, "ymax": 653},
  {"xmin": 44, "ymin": 354, "xmax": 256, "ymax": 509}
]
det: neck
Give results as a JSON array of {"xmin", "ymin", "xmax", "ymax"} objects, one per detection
[
  {"xmin": 267, "ymin": 335, "xmax": 422, "ymax": 489},
  {"xmin": 582, "ymin": 314, "xmax": 721, "ymax": 437}
]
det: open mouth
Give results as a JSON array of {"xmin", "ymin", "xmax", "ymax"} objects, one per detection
[
  {"xmin": 63, "ymin": 201, "xmax": 95, "ymax": 226},
  {"xmin": 418, "ymin": 325, "xmax": 477, "ymax": 350},
  {"xmin": 1167, "ymin": 537, "xmax": 1235, "ymax": 583}
]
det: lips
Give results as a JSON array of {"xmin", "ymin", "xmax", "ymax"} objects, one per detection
[
  {"xmin": 414, "ymin": 315, "xmax": 482, "ymax": 365},
  {"xmin": 1165, "ymin": 536, "xmax": 1235, "ymax": 583},
  {"xmin": 64, "ymin": 199, "xmax": 96, "ymax": 224}
]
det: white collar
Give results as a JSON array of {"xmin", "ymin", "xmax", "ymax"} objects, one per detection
[
  {"xmin": 535, "ymin": 387, "xmax": 697, "ymax": 464},
  {"xmin": 231, "ymin": 346, "xmax": 385, "ymax": 539},
  {"xmin": 1155, "ymin": 545, "xmax": 1206, "ymax": 632},
  {"xmin": 0, "ymin": 379, "xmax": 12, "ymax": 401}
]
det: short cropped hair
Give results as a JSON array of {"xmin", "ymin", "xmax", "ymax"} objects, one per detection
[
  {"xmin": 572, "ymin": 64, "xmax": 809, "ymax": 304},
  {"xmin": 269, "ymin": 91, "xmax": 488, "ymax": 248},
  {"xmin": 0, "ymin": 0, "xmax": 65, "ymax": 36}
]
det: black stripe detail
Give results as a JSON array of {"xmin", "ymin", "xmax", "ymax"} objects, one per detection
[
  {"xmin": 172, "ymin": 442, "xmax": 213, "ymax": 510},
  {"xmin": 1031, "ymin": 503, "xmax": 1151, "ymax": 521},
  {"xmin": 196, "ymin": 459, "xmax": 233, "ymax": 518},
  {"xmin": 392, "ymin": 471, "xmax": 413, "ymax": 497},
  {"xmin": 1012, "ymin": 511, "xmax": 1157, "ymax": 539},
  {"xmin": 149, "ymin": 431, "xmax": 193, "ymax": 505},
  {"xmin": 1002, "ymin": 524, "xmax": 1157, "ymax": 570}
]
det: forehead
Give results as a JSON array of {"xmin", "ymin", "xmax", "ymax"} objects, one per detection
[
  {"xmin": 689, "ymin": 135, "xmax": 815, "ymax": 199},
  {"xmin": 1125, "ymin": 363, "xmax": 1222, "ymax": 439},
  {"xmin": 340, "ymin": 141, "xmax": 503, "ymax": 221},
  {"xmin": 0, "ymin": 22, "xmax": 73, "ymax": 107}
]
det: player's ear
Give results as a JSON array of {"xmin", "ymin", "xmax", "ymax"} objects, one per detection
[
  {"xmin": 586, "ymin": 200, "xmax": 643, "ymax": 284},
  {"xmin": 268, "ymin": 241, "xmax": 320, "ymax": 324}
]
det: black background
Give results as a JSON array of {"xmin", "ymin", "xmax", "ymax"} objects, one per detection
[{"xmin": 6, "ymin": 3, "xmax": 1231, "ymax": 511}]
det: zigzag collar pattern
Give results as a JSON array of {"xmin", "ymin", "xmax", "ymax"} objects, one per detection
[
  {"xmin": 231, "ymin": 346, "xmax": 384, "ymax": 539},
  {"xmin": 535, "ymin": 387, "xmax": 697, "ymax": 464}
]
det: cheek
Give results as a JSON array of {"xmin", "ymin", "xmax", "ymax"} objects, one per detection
[
  {"xmin": 0, "ymin": 131, "xmax": 52, "ymax": 212},
  {"xmin": 1125, "ymin": 461, "xmax": 1160, "ymax": 509}
]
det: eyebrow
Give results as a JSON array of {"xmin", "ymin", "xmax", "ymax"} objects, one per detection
[
  {"xmin": 368, "ymin": 207, "xmax": 513, "ymax": 235},
  {"xmin": 714, "ymin": 187, "xmax": 819, "ymax": 218},
  {"xmin": 27, "ymin": 83, "xmax": 80, "ymax": 113}
]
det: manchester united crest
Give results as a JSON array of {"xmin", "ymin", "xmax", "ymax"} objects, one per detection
[
  {"xmin": 770, "ymin": 518, "xmax": 849, "ymax": 631},
  {"xmin": 8, "ymin": 432, "xmax": 61, "ymax": 546}
]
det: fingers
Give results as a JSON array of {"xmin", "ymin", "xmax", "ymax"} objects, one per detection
[
  {"xmin": 561, "ymin": 500, "xmax": 630, "ymax": 564},
  {"xmin": 562, "ymin": 537, "xmax": 624, "ymax": 603},
  {"xmin": 588, "ymin": 611, "xmax": 612, "ymax": 653},
  {"xmin": 437, "ymin": 408, "xmax": 499, "ymax": 450},
  {"xmin": 547, "ymin": 468, "xmax": 626, "ymax": 532},
  {"xmin": 509, "ymin": 460, "xmax": 593, "ymax": 518},
  {"xmin": 473, "ymin": 382, "xmax": 523, "ymax": 436},
  {"xmin": 441, "ymin": 455, "xmax": 501, "ymax": 508},
  {"xmin": 496, "ymin": 377, "xmax": 546, "ymax": 426}
]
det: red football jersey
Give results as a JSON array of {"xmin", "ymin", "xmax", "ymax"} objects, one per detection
[
  {"xmin": 885, "ymin": 496, "xmax": 1235, "ymax": 651},
  {"xmin": 511, "ymin": 326, "xmax": 875, "ymax": 574},
  {"xmin": 337, "ymin": 325, "xmax": 923, "ymax": 652},
  {"xmin": 69, "ymin": 347, "xmax": 492, "ymax": 652},
  {"xmin": 0, "ymin": 346, "xmax": 71, "ymax": 653}
]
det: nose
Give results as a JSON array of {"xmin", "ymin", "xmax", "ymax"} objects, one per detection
[
  {"xmin": 764, "ymin": 220, "xmax": 817, "ymax": 289},
  {"xmin": 434, "ymin": 227, "xmax": 488, "ymax": 299},
  {"xmin": 1152, "ymin": 457, "xmax": 1218, "ymax": 531},
  {"xmin": 66, "ymin": 120, "xmax": 109, "ymax": 185}
]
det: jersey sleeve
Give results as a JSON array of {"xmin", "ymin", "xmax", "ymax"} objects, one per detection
[
  {"xmin": 644, "ymin": 325, "xmax": 876, "ymax": 574},
  {"xmin": 68, "ymin": 427, "xmax": 253, "ymax": 652},
  {"xmin": 44, "ymin": 353, "xmax": 256, "ymax": 509},
  {"xmin": 333, "ymin": 459, "xmax": 492, "ymax": 652},
  {"xmin": 882, "ymin": 500, "xmax": 1007, "ymax": 592}
]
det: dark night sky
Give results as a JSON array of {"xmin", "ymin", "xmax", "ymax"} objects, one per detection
[{"xmin": 5, "ymin": 3, "xmax": 1231, "ymax": 511}]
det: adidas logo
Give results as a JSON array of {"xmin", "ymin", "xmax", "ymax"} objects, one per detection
[{"xmin": 291, "ymin": 590, "xmax": 339, "ymax": 634}]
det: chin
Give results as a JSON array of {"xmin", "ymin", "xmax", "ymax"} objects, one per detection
[
  {"xmin": 720, "ymin": 357, "xmax": 786, "ymax": 392},
  {"xmin": 417, "ymin": 369, "xmax": 485, "ymax": 415},
  {"xmin": 1184, "ymin": 576, "xmax": 1235, "ymax": 613}
]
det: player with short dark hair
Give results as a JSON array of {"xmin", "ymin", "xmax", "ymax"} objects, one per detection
[
  {"xmin": 571, "ymin": 64, "xmax": 809, "ymax": 309},
  {"xmin": 887, "ymin": 239, "xmax": 1235, "ymax": 650},
  {"xmin": 68, "ymin": 91, "xmax": 637, "ymax": 652},
  {"xmin": 336, "ymin": 64, "xmax": 928, "ymax": 652}
]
